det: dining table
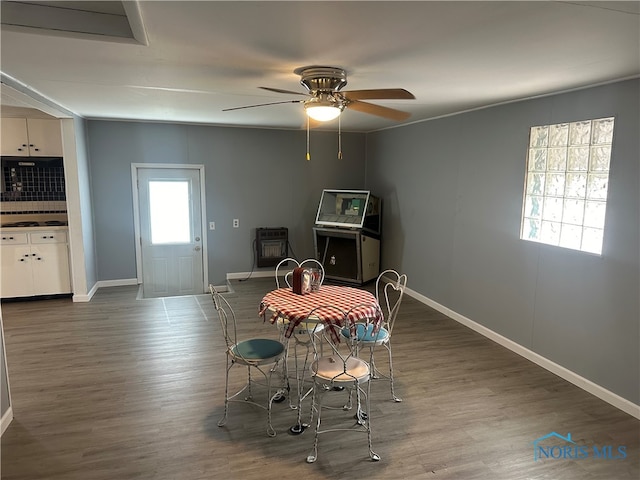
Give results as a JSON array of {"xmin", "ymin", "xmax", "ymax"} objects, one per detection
[
  {"xmin": 259, "ymin": 284, "xmax": 382, "ymax": 342},
  {"xmin": 259, "ymin": 284, "xmax": 383, "ymax": 434}
]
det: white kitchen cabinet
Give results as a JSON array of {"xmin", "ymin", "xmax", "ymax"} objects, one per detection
[
  {"xmin": 0, "ymin": 118, "xmax": 63, "ymax": 157},
  {"xmin": 0, "ymin": 229, "xmax": 71, "ymax": 298},
  {"xmin": 0, "ymin": 119, "xmax": 29, "ymax": 156},
  {"xmin": 0, "ymin": 234, "xmax": 32, "ymax": 298}
]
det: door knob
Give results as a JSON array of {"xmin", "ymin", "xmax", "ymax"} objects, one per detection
[
  {"xmin": 195, "ymin": 236, "xmax": 200, "ymax": 242},
  {"xmin": 194, "ymin": 246, "xmax": 201, "ymax": 251}
]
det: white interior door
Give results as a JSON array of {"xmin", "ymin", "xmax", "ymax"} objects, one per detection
[{"xmin": 137, "ymin": 167, "xmax": 204, "ymax": 298}]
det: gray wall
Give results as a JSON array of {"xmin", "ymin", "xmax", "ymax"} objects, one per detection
[
  {"xmin": 86, "ymin": 122, "xmax": 367, "ymax": 285},
  {"xmin": 366, "ymin": 78, "xmax": 639, "ymax": 404}
]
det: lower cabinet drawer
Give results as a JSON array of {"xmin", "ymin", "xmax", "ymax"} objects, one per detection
[
  {"xmin": 30, "ymin": 231, "xmax": 67, "ymax": 244},
  {"xmin": 0, "ymin": 232, "xmax": 28, "ymax": 244}
]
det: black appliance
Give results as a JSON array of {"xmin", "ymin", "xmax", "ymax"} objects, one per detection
[
  {"xmin": 313, "ymin": 189, "xmax": 382, "ymax": 285},
  {"xmin": 256, "ymin": 227, "xmax": 288, "ymax": 267}
]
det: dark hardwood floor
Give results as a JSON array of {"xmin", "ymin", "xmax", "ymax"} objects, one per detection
[{"xmin": 1, "ymin": 278, "xmax": 638, "ymax": 479}]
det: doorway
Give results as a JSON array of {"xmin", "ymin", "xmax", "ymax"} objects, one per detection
[{"xmin": 132, "ymin": 164, "xmax": 208, "ymax": 298}]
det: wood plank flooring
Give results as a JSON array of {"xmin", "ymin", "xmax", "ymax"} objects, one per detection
[{"xmin": 1, "ymin": 278, "xmax": 638, "ymax": 479}]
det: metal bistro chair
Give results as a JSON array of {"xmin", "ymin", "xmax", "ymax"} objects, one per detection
[
  {"xmin": 210, "ymin": 285, "xmax": 288, "ymax": 437},
  {"xmin": 273, "ymin": 258, "xmax": 327, "ymax": 426},
  {"xmin": 341, "ymin": 269, "xmax": 407, "ymax": 402},
  {"xmin": 275, "ymin": 257, "xmax": 325, "ymax": 289},
  {"xmin": 305, "ymin": 303, "xmax": 384, "ymax": 463}
]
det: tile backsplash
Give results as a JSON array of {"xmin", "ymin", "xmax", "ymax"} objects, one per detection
[
  {"xmin": 1, "ymin": 200, "xmax": 67, "ymax": 214},
  {"xmin": 1, "ymin": 163, "xmax": 67, "ymax": 214}
]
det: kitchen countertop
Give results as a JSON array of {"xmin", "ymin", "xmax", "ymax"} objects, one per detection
[{"xmin": 1, "ymin": 225, "xmax": 68, "ymax": 232}]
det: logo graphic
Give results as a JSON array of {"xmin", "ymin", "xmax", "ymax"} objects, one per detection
[{"xmin": 532, "ymin": 432, "xmax": 626, "ymax": 461}]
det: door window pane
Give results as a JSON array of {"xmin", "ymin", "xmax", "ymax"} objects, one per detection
[{"xmin": 149, "ymin": 181, "xmax": 191, "ymax": 244}]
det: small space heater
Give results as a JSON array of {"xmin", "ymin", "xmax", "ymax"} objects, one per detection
[{"xmin": 256, "ymin": 227, "xmax": 288, "ymax": 267}]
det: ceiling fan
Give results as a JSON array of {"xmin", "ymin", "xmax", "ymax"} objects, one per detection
[{"xmin": 223, "ymin": 65, "xmax": 415, "ymax": 122}]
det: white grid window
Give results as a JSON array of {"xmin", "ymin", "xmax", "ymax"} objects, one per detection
[{"xmin": 520, "ymin": 117, "xmax": 614, "ymax": 255}]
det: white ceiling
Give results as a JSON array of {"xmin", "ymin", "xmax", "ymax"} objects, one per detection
[{"xmin": 1, "ymin": 1, "xmax": 639, "ymax": 132}]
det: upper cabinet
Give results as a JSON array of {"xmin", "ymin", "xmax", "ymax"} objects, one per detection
[{"xmin": 1, "ymin": 118, "xmax": 63, "ymax": 157}]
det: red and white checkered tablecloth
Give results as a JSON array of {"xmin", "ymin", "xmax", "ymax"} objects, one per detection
[{"xmin": 259, "ymin": 285, "xmax": 382, "ymax": 343}]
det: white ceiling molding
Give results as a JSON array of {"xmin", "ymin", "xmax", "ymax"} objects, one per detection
[{"xmin": 1, "ymin": 74, "xmax": 74, "ymax": 118}]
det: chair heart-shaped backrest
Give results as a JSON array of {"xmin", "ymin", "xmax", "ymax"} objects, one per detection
[
  {"xmin": 209, "ymin": 284, "xmax": 238, "ymax": 352},
  {"xmin": 375, "ymin": 270, "xmax": 407, "ymax": 335},
  {"xmin": 275, "ymin": 258, "xmax": 300, "ymax": 288},
  {"xmin": 275, "ymin": 257, "xmax": 325, "ymax": 288}
]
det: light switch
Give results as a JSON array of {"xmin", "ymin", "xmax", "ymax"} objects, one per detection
[{"xmin": 209, "ymin": 222, "xmax": 215, "ymax": 230}]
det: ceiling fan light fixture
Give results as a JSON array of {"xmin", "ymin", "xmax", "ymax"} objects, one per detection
[
  {"xmin": 304, "ymin": 94, "xmax": 344, "ymax": 121},
  {"xmin": 305, "ymin": 105, "xmax": 342, "ymax": 121},
  {"xmin": 227, "ymin": 65, "xmax": 414, "ymax": 125}
]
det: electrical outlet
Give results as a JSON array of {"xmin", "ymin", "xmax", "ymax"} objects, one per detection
[
  {"xmin": 209, "ymin": 222, "xmax": 215, "ymax": 230},
  {"xmin": 233, "ymin": 219, "xmax": 239, "ymax": 228}
]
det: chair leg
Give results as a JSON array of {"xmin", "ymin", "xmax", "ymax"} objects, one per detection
[
  {"xmin": 387, "ymin": 343, "xmax": 402, "ymax": 403},
  {"xmin": 342, "ymin": 383, "xmax": 355, "ymax": 411},
  {"xmin": 246, "ymin": 366, "xmax": 256, "ymax": 401},
  {"xmin": 274, "ymin": 342, "xmax": 291, "ymax": 400},
  {"xmin": 290, "ymin": 339, "xmax": 312, "ymax": 434},
  {"xmin": 218, "ymin": 361, "xmax": 232, "ymax": 427},
  {"xmin": 278, "ymin": 330, "xmax": 297, "ymax": 410},
  {"xmin": 262, "ymin": 360, "xmax": 286, "ymax": 437},
  {"xmin": 369, "ymin": 346, "xmax": 381, "ymax": 379},
  {"xmin": 286, "ymin": 340, "xmax": 296, "ymax": 410},
  {"xmin": 364, "ymin": 381, "xmax": 381, "ymax": 462},
  {"xmin": 218, "ymin": 358, "xmax": 285, "ymax": 437},
  {"xmin": 355, "ymin": 384, "xmax": 367, "ymax": 424},
  {"xmin": 270, "ymin": 356, "xmax": 289, "ymax": 403},
  {"xmin": 370, "ymin": 343, "xmax": 403, "ymax": 403},
  {"xmin": 265, "ymin": 370, "xmax": 277, "ymax": 438},
  {"xmin": 306, "ymin": 383, "xmax": 322, "ymax": 463},
  {"xmin": 306, "ymin": 380, "xmax": 379, "ymax": 463}
]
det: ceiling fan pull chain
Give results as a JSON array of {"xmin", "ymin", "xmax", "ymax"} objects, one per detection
[
  {"xmin": 306, "ymin": 115, "xmax": 311, "ymax": 161},
  {"xmin": 337, "ymin": 115, "xmax": 343, "ymax": 160}
]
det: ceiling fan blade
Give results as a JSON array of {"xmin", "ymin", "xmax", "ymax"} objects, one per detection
[
  {"xmin": 259, "ymin": 86, "xmax": 308, "ymax": 96},
  {"xmin": 346, "ymin": 100, "xmax": 412, "ymax": 121},
  {"xmin": 223, "ymin": 100, "xmax": 303, "ymax": 112},
  {"xmin": 343, "ymin": 88, "xmax": 415, "ymax": 101}
]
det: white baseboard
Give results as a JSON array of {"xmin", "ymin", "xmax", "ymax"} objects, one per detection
[
  {"xmin": 1, "ymin": 406, "xmax": 13, "ymax": 436},
  {"xmin": 403, "ymin": 285, "xmax": 640, "ymax": 420},
  {"xmin": 95, "ymin": 278, "xmax": 139, "ymax": 288},
  {"xmin": 210, "ymin": 284, "xmax": 231, "ymax": 293},
  {"xmin": 226, "ymin": 271, "xmax": 278, "ymax": 280},
  {"xmin": 72, "ymin": 282, "xmax": 99, "ymax": 302},
  {"xmin": 74, "ymin": 278, "xmax": 138, "ymax": 302},
  {"xmin": 89, "ymin": 278, "xmax": 235, "ymax": 299}
]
